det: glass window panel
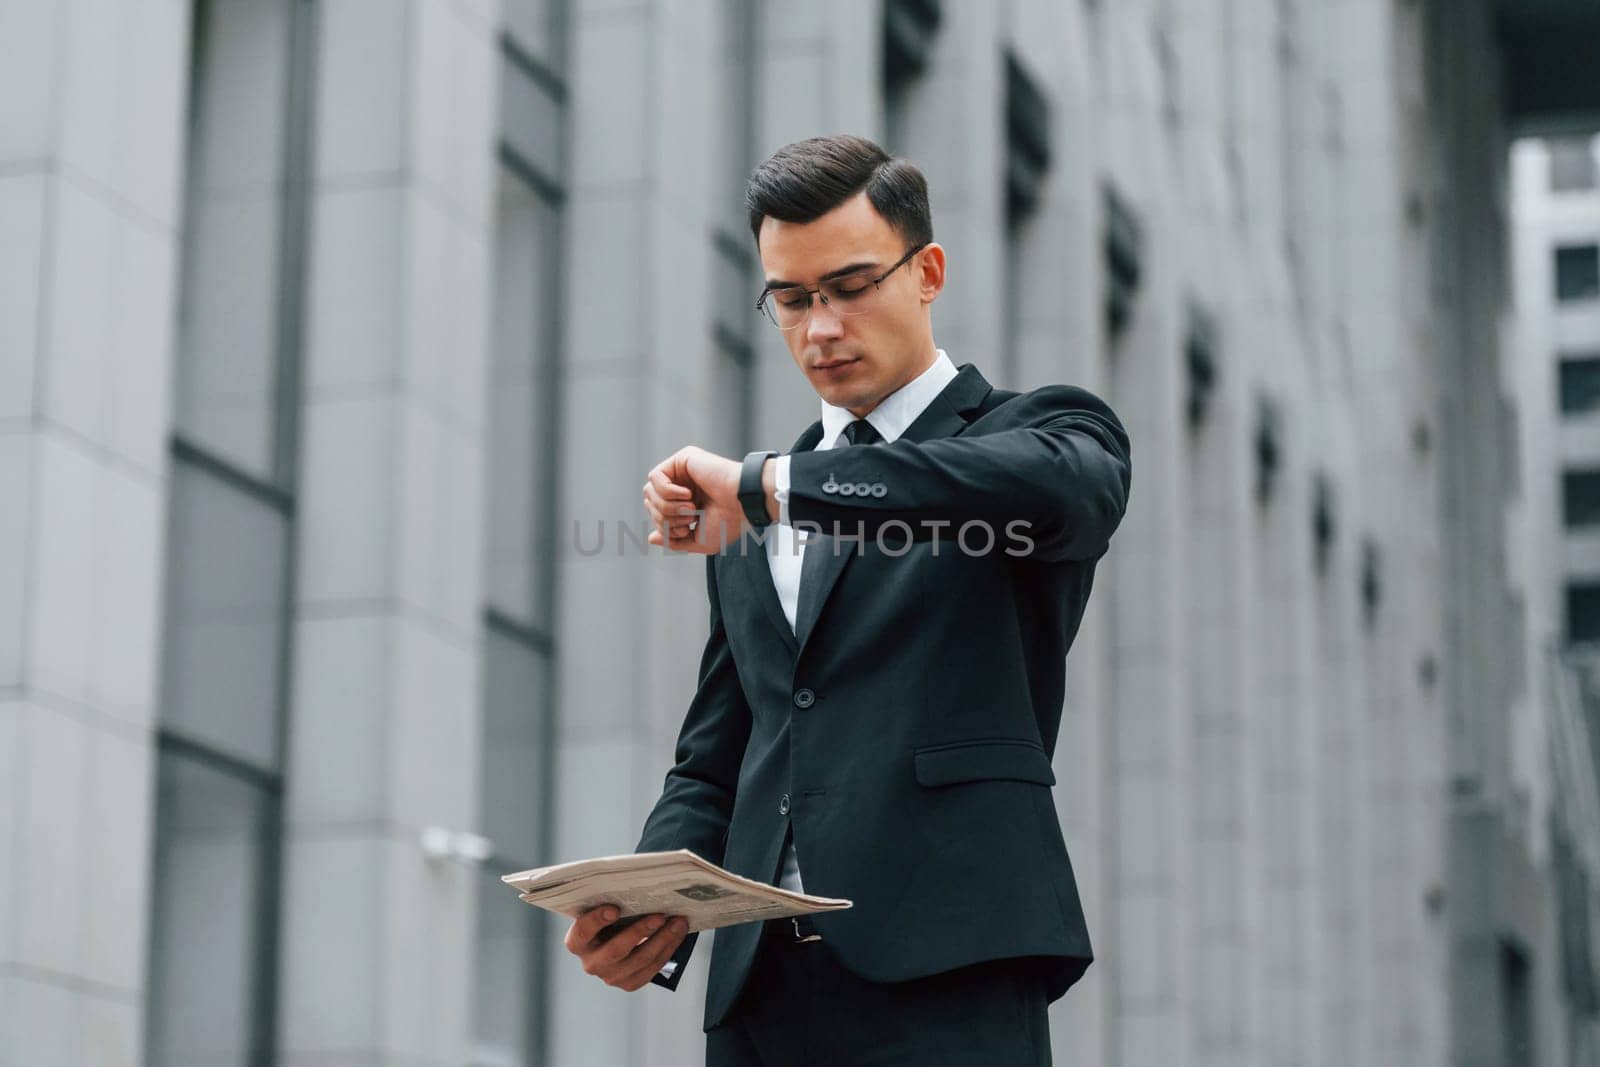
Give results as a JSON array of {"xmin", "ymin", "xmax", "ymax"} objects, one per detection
[
  {"xmin": 145, "ymin": 752, "xmax": 274, "ymax": 1067},
  {"xmin": 1568, "ymin": 582, "xmax": 1600, "ymax": 643},
  {"xmin": 714, "ymin": 0, "xmax": 756, "ymax": 229},
  {"xmin": 710, "ymin": 238, "xmax": 756, "ymax": 458},
  {"xmin": 174, "ymin": 0, "xmax": 297, "ymax": 482},
  {"xmin": 473, "ymin": 628, "xmax": 550, "ymax": 1066},
  {"xmin": 1560, "ymin": 355, "xmax": 1600, "ymax": 416},
  {"xmin": 1550, "ymin": 138, "xmax": 1598, "ymax": 193},
  {"xmin": 1556, "ymin": 244, "xmax": 1600, "ymax": 303},
  {"xmin": 505, "ymin": 0, "xmax": 564, "ymax": 73},
  {"xmin": 472, "ymin": 868, "xmax": 549, "ymax": 1067},
  {"xmin": 714, "ymin": 240, "xmax": 757, "ymax": 340},
  {"xmin": 1566, "ymin": 470, "xmax": 1600, "ymax": 528},
  {"xmin": 501, "ymin": 62, "xmax": 564, "ymax": 185},
  {"xmin": 711, "ymin": 339, "xmax": 755, "ymax": 459},
  {"xmin": 480, "ymin": 627, "xmax": 549, "ymax": 864},
  {"xmin": 160, "ymin": 460, "xmax": 289, "ymax": 770},
  {"xmin": 486, "ymin": 173, "xmax": 559, "ymax": 630}
]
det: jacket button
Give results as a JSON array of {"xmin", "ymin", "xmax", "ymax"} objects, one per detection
[
  {"xmin": 793, "ymin": 688, "xmax": 815, "ymax": 708},
  {"xmin": 779, "ymin": 793, "xmax": 791, "ymax": 815},
  {"xmin": 854, "ymin": 482, "xmax": 872, "ymax": 495},
  {"xmin": 870, "ymin": 483, "xmax": 887, "ymax": 497}
]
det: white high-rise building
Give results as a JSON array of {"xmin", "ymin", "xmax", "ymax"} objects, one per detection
[{"xmin": 1509, "ymin": 132, "xmax": 1600, "ymax": 1067}]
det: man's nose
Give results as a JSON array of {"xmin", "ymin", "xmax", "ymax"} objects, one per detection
[{"xmin": 805, "ymin": 297, "xmax": 845, "ymax": 344}]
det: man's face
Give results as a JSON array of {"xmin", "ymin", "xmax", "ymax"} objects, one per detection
[{"xmin": 757, "ymin": 192, "xmax": 944, "ymax": 416}]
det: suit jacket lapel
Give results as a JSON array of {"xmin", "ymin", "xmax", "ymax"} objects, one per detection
[{"xmin": 784, "ymin": 363, "xmax": 995, "ymax": 656}]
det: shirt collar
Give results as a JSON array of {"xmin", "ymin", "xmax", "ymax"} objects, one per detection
[{"xmin": 817, "ymin": 349, "xmax": 958, "ymax": 450}]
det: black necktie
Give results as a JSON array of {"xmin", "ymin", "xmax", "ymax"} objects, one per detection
[
  {"xmin": 840, "ymin": 418, "xmax": 882, "ymax": 447},
  {"xmin": 796, "ymin": 419, "xmax": 881, "ymax": 632}
]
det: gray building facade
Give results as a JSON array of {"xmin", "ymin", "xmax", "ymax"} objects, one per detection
[{"xmin": 3, "ymin": 0, "xmax": 1600, "ymax": 1065}]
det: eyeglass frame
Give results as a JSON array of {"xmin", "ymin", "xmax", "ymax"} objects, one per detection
[{"xmin": 754, "ymin": 241, "xmax": 929, "ymax": 330}]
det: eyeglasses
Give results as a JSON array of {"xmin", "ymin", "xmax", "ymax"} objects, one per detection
[{"xmin": 755, "ymin": 243, "xmax": 927, "ymax": 331}]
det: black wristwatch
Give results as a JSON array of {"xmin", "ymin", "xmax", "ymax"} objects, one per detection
[{"xmin": 739, "ymin": 450, "xmax": 779, "ymax": 530}]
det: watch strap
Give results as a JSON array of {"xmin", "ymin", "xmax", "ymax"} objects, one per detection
[{"xmin": 739, "ymin": 450, "xmax": 778, "ymax": 529}]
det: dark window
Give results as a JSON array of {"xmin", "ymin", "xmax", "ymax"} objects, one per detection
[
  {"xmin": 475, "ymin": 14, "xmax": 568, "ymax": 1064},
  {"xmin": 1559, "ymin": 355, "xmax": 1600, "ymax": 415},
  {"xmin": 711, "ymin": 230, "xmax": 757, "ymax": 456},
  {"xmin": 145, "ymin": 0, "xmax": 314, "ymax": 1061},
  {"xmin": 499, "ymin": 44, "xmax": 565, "ymax": 193},
  {"xmin": 173, "ymin": 0, "xmax": 303, "ymax": 485},
  {"xmin": 1566, "ymin": 470, "xmax": 1600, "ymax": 528},
  {"xmin": 1550, "ymin": 138, "xmax": 1598, "ymax": 193},
  {"xmin": 1004, "ymin": 52, "xmax": 1051, "ymax": 225},
  {"xmin": 883, "ymin": 0, "xmax": 941, "ymax": 151},
  {"xmin": 883, "ymin": 0, "xmax": 941, "ymax": 98},
  {"xmin": 474, "ymin": 621, "xmax": 553, "ymax": 1066},
  {"xmin": 145, "ymin": 749, "xmax": 279, "ymax": 1064},
  {"xmin": 1556, "ymin": 244, "xmax": 1600, "ymax": 303},
  {"xmin": 1104, "ymin": 184, "xmax": 1144, "ymax": 338},
  {"xmin": 486, "ymin": 172, "xmax": 561, "ymax": 631},
  {"xmin": 708, "ymin": 0, "xmax": 758, "ymax": 457},
  {"xmin": 504, "ymin": 0, "xmax": 565, "ymax": 73},
  {"xmin": 1501, "ymin": 940, "xmax": 1535, "ymax": 1065},
  {"xmin": 1567, "ymin": 582, "xmax": 1600, "ymax": 642},
  {"xmin": 999, "ymin": 53, "xmax": 1051, "ymax": 384},
  {"xmin": 160, "ymin": 459, "xmax": 291, "ymax": 769}
]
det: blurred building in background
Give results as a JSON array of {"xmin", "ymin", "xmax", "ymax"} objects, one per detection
[
  {"xmin": 3, "ymin": 0, "xmax": 1600, "ymax": 1065},
  {"xmin": 1510, "ymin": 131, "xmax": 1600, "ymax": 1066}
]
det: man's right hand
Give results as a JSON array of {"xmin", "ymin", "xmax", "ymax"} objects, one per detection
[{"xmin": 565, "ymin": 905, "xmax": 690, "ymax": 992}]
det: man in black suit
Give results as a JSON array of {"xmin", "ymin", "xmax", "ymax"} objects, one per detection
[{"xmin": 563, "ymin": 134, "xmax": 1131, "ymax": 1065}]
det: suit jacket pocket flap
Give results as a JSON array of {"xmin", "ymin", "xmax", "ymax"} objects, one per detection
[{"xmin": 913, "ymin": 739, "xmax": 1056, "ymax": 787}]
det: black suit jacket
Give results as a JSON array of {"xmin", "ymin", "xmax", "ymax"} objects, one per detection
[{"xmin": 635, "ymin": 362, "xmax": 1132, "ymax": 1032}]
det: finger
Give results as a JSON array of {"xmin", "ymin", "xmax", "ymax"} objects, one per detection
[
  {"xmin": 646, "ymin": 494, "xmax": 698, "ymax": 521},
  {"xmin": 648, "ymin": 468, "xmax": 693, "ymax": 500},
  {"xmin": 592, "ymin": 913, "xmax": 668, "ymax": 971},
  {"xmin": 608, "ymin": 919, "xmax": 686, "ymax": 990},
  {"xmin": 643, "ymin": 491, "xmax": 696, "ymax": 527},
  {"xmin": 567, "ymin": 905, "xmax": 621, "ymax": 954},
  {"xmin": 659, "ymin": 516, "xmax": 721, "ymax": 554},
  {"xmin": 614, "ymin": 918, "xmax": 690, "ymax": 990},
  {"xmin": 657, "ymin": 512, "xmax": 714, "ymax": 550}
]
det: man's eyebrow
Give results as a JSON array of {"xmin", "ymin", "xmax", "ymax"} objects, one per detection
[{"xmin": 763, "ymin": 260, "xmax": 879, "ymax": 289}]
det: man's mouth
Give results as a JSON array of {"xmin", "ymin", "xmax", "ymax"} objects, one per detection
[{"xmin": 813, "ymin": 358, "xmax": 859, "ymax": 372}]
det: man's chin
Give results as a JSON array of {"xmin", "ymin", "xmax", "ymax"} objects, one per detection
[
  {"xmin": 816, "ymin": 385, "xmax": 867, "ymax": 410},
  {"xmin": 812, "ymin": 376, "xmax": 874, "ymax": 407}
]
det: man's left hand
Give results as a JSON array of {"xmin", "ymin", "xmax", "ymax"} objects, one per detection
[{"xmin": 642, "ymin": 446, "xmax": 751, "ymax": 554}]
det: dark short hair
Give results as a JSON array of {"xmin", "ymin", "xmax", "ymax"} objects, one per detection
[{"xmin": 746, "ymin": 134, "xmax": 933, "ymax": 252}]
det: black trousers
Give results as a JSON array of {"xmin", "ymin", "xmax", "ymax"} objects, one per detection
[{"xmin": 705, "ymin": 918, "xmax": 1052, "ymax": 1066}]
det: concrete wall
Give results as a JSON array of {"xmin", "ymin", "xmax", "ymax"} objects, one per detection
[
  {"xmin": 1, "ymin": 0, "xmax": 1583, "ymax": 1064},
  {"xmin": 0, "ymin": 1, "xmax": 191, "ymax": 1061}
]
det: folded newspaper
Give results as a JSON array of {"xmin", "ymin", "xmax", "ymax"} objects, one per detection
[{"xmin": 502, "ymin": 849, "xmax": 853, "ymax": 933}]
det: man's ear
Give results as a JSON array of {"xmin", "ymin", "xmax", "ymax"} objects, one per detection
[{"xmin": 916, "ymin": 242, "xmax": 947, "ymax": 304}]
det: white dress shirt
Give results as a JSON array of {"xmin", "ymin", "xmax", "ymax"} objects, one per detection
[{"xmin": 767, "ymin": 349, "xmax": 958, "ymax": 892}]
